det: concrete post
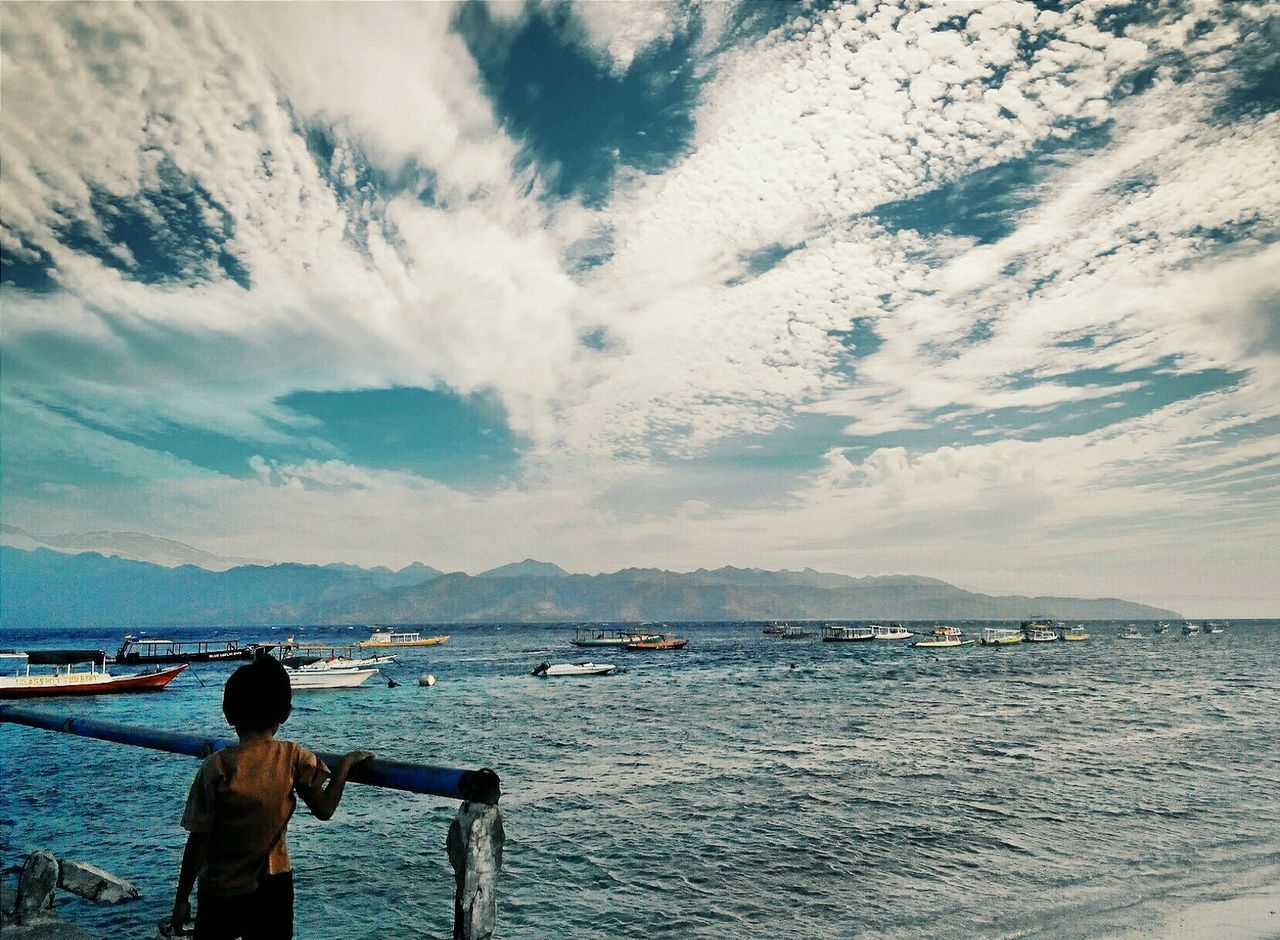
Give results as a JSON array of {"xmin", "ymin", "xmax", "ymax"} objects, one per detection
[{"xmin": 447, "ymin": 769, "xmax": 504, "ymax": 940}]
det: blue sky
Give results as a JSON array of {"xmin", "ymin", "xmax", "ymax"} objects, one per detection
[{"xmin": 1, "ymin": 1, "xmax": 1278, "ymax": 615}]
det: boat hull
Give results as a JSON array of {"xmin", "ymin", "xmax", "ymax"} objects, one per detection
[
  {"xmin": 286, "ymin": 667, "xmax": 377, "ymax": 690},
  {"xmin": 114, "ymin": 645, "xmax": 273, "ymax": 665},
  {"xmin": 0, "ymin": 664, "xmax": 187, "ymax": 699},
  {"xmin": 536, "ymin": 663, "xmax": 616, "ymax": 677},
  {"xmin": 626, "ymin": 639, "xmax": 689, "ymax": 651}
]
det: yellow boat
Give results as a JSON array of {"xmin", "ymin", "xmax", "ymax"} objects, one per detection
[
  {"xmin": 357, "ymin": 628, "xmax": 450, "ymax": 648},
  {"xmin": 1060, "ymin": 624, "xmax": 1090, "ymax": 641}
]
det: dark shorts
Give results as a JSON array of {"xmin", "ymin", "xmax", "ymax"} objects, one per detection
[{"xmin": 195, "ymin": 871, "xmax": 294, "ymax": 940}]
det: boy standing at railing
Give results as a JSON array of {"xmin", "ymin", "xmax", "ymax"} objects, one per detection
[{"xmin": 170, "ymin": 657, "xmax": 372, "ymax": 939}]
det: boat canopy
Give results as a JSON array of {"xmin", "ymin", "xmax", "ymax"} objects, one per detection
[{"xmin": 25, "ymin": 649, "xmax": 108, "ymax": 666}]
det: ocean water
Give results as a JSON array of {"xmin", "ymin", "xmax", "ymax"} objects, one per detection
[{"xmin": 2, "ymin": 621, "xmax": 1277, "ymax": 939}]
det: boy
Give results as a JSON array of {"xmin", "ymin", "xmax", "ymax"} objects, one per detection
[{"xmin": 171, "ymin": 657, "xmax": 372, "ymax": 939}]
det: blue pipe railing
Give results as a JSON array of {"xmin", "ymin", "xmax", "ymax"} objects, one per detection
[{"xmin": 0, "ymin": 704, "xmax": 499, "ymax": 802}]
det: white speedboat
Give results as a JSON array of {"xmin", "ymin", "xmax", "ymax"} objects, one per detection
[
  {"xmin": 286, "ymin": 664, "xmax": 378, "ymax": 690},
  {"xmin": 870, "ymin": 623, "xmax": 913, "ymax": 641},
  {"xmin": 532, "ymin": 661, "xmax": 616, "ymax": 677}
]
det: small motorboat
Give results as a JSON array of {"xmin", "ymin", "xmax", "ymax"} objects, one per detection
[{"xmin": 532, "ymin": 661, "xmax": 616, "ymax": 677}]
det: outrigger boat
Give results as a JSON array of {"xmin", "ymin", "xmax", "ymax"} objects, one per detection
[
  {"xmin": 979, "ymin": 628, "xmax": 1023, "ymax": 646},
  {"xmin": 912, "ymin": 626, "xmax": 974, "ymax": 648},
  {"xmin": 114, "ymin": 635, "xmax": 274, "ymax": 665},
  {"xmin": 0, "ymin": 650, "xmax": 186, "ymax": 699},
  {"xmin": 1025, "ymin": 628, "xmax": 1059, "ymax": 643},
  {"xmin": 870, "ymin": 623, "xmax": 913, "ymax": 641},
  {"xmin": 1059, "ymin": 624, "xmax": 1090, "ymax": 641},
  {"xmin": 626, "ymin": 634, "xmax": 689, "ymax": 651},
  {"xmin": 821, "ymin": 625, "xmax": 875, "ymax": 642},
  {"xmin": 277, "ymin": 639, "xmax": 396, "ymax": 670},
  {"xmin": 357, "ymin": 628, "xmax": 449, "ymax": 648},
  {"xmin": 570, "ymin": 626, "xmax": 661, "ymax": 647},
  {"xmin": 531, "ymin": 661, "xmax": 616, "ymax": 677}
]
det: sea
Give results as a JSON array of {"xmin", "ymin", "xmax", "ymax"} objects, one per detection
[{"xmin": 2, "ymin": 620, "xmax": 1277, "ymax": 939}]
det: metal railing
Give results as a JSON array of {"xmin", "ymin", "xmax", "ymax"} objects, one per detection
[{"xmin": 0, "ymin": 704, "xmax": 503, "ymax": 939}]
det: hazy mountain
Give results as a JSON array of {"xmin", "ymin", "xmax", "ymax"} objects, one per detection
[
  {"xmin": 0, "ymin": 524, "xmax": 269, "ymax": 571},
  {"xmin": 0, "ymin": 546, "xmax": 1180, "ymax": 628},
  {"xmin": 477, "ymin": 559, "xmax": 570, "ymax": 579}
]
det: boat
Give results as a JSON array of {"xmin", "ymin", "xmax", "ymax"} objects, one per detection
[
  {"xmin": 0, "ymin": 651, "xmax": 187, "ymax": 699},
  {"xmin": 1204, "ymin": 622, "xmax": 1226, "ymax": 634},
  {"xmin": 1059, "ymin": 624, "xmax": 1090, "ymax": 641},
  {"xmin": 1119, "ymin": 625, "xmax": 1145, "ymax": 639},
  {"xmin": 113, "ymin": 635, "xmax": 274, "ymax": 665},
  {"xmin": 821, "ymin": 624, "xmax": 875, "ymax": 642},
  {"xmin": 285, "ymin": 663, "xmax": 379, "ymax": 690},
  {"xmin": 912, "ymin": 627, "xmax": 974, "ymax": 649},
  {"xmin": 1182, "ymin": 622, "xmax": 1202, "ymax": 636},
  {"xmin": 777, "ymin": 625, "xmax": 814, "ymax": 639},
  {"xmin": 278, "ymin": 639, "xmax": 396, "ymax": 669},
  {"xmin": 357, "ymin": 628, "xmax": 449, "ymax": 648},
  {"xmin": 531, "ymin": 661, "xmax": 616, "ymax": 677},
  {"xmin": 978, "ymin": 628, "xmax": 1023, "ymax": 646},
  {"xmin": 570, "ymin": 626, "xmax": 661, "ymax": 647},
  {"xmin": 1025, "ymin": 628, "xmax": 1059, "ymax": 643},
  {"xmin": 1153, "ymin": 622, "xmax": 1170, "ymax": 635},
  {"xmin": 625, "ymin": 635, "xmax": 689, "ymax": 651},
  {"xmin": 762, "ymin": 622, "xmax": 789, "ymax": 636},
  {"xmin": 870, "ymin": 623, "xmax": 913, "ymax": 641}
]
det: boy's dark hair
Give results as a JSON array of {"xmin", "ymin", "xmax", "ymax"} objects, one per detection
[{"xmin": 223, "ymin": 657, "xmax": 292, "ymax": 731}]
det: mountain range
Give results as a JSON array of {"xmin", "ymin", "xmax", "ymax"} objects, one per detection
[{"xmin": 0, "ymin": 544, "xmax": 1179, "ymax": 628}]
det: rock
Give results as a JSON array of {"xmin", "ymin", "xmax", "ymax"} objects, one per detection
[
  {"xmin": 13, "ymin": 850, "xmax": 58, "ymax": 921},
  {"xmin": 58, "ymin": 859, "xmax": 140, "ymax": 903}
]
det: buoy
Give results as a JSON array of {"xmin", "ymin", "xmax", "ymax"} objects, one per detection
[{"xmin": 418, "ymin": 674, "xmax": 437, "ymax": 687}]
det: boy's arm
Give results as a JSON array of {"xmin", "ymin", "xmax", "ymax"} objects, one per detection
[
  {"xmin": 297, "ymin": 750, "xmax": 374, "ymax": 821},
  {"xmin": 172, "ymin": 830, "xmax": 210, "ymax": 929}
]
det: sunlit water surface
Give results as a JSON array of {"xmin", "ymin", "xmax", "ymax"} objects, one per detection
[{"xmin": 2, "ymin": 621, "xmax": 1277, "ymax": 938}]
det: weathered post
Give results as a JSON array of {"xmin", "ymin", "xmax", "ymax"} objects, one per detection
[
  {"xmin": 0, "ymin": 705, "xmax": 505, "ymax": 936},
  {"xmin": 447, "ymin": 769, "xmax": 504, "ymax": 940}
]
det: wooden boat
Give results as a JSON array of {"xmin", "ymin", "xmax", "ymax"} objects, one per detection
[
  {"xmin": 912, "ymin": 626, "xmax": 974, "ymax": 648},
  {"xmin": 1119, "ymin": 625, "xmax": 1145, "ymax": 639},
  {"xmin": 113, "ymin": 634, "xmax": 274, "ymax": 665},
  {"xmin": 978, "ymin": 628, "xmax": 1023, "ymax": 646},
  {"xmin": 777, "ymin": 625, "xmax": 814, "ymax": 639},
  {"xmin": 625, "ymin": 635, "xmax": 689, "ymax": 651},
  {"xmin": 1182, "ymin": 622, "xmax": 1202, "ymax": 636},
  {"xmin": 1204, "ymin": 623, "xmax": 1225, "ymax": 634},
  {"xmin": 279, "ymin": 639, "xmax": 396, "ymax": 669},
  {"xmin": 1025, "ymin": 628, "xmax": 1059, "ymax": 643},
  {"xmin": 0, "ymin": 651, "xmax": 186, "ymax": 699},
  {"xmin": 570, "ymin": 626, "xmax": 661, "ymax": 647},
  {"xmin": 531, "ymin": 661, "xmax": 616, "ymax": 677},
  {"xmin": 822, "ymin": 625, "xmax": 875, "ymax": 642},
  {"xmin": 1059, "ymin": 624, "xmax": 1090, "ymax": 641},
  {"xmin": 870, "ymin": 623, "xmax": 913, "ymax": 641},
  {"xmin": 357, "ymin": 628, "xmax": 449, "ymax": 648}
]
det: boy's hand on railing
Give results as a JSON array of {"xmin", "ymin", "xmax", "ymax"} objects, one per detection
[{"xmin": 340, "ymin": 750, "xmax": 374, "ymax": 773}]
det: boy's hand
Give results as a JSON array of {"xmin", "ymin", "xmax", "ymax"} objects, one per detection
[{"xmin": 341, "ymin": 750, "xmax": 374, "ymax": 770}]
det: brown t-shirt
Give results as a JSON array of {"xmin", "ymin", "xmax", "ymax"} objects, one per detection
[{"xmin": 181, "ymin": 738, "xmax": 329, "ymax": 897}]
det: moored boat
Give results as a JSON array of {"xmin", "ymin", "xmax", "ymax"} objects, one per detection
[
  {"xmin": 870, "ymin": 623, "xmax": 913, "ymax": 641},
  {"xmin": 625, "ymin": 634, "xmax": 689, "ymax": 651},
  {"xmin": 357, "ymin": 628, "xmax": 449, "ymax": 648},
  {"xmin": 285, "ymin": 664, "xmax": 378, "ymax": 690},
  {"xmin": 278, "ymin": 639, "xmax": 396, "ymax": 670},
  {"xmin": 978, "ymin": 628, "xmax": 1023, "ymax": 646},
  {"xmin": 571, "ymin": 626, "xmax": 661, "ymax": 647},
  {"xmin": 1153, "ymin": 622, "xmax": 1170, "ymax": 635},
  {"xmin": 911, "ymin": 626, "xmax": 974, "ymax": 649},
  {"xmin": 0, "ymin": 651, "xmax": 186, "ymax": 699},
  {"xmin": 1025, "ymin": 628, "xmax": 1059, "ymax": 643},
  {"xmin": 777, "ymin": 625, "xmax": 815, "ymax": 639},
  {"xmin": 1119, "ymin": 625, "xmax": 1145, "ymax": 639},
  {"xmin": 1204, "ymin": 622, "xmax": 1225, "ymax": 634},
  {"xmin": 531, "ymin": 661, "xmax": 616, "ymax": 677},
  {"xmin": 1182, "ymin": 622, "xmax": 1202, "ymax": 636},
  {"xmin": 821, "ymin": 624, "xmax": 875, "ymax": 642},
  {"xmin": 113, "ymin": 635, "xmax": 274, "ymax": 665},
  {"xmin": 1059, "ymin": 624, "xmax": 1090, "ymax": 641}
]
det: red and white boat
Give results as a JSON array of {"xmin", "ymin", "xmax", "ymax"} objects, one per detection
[{"xmin": 0, "ymin": 650, "xmax": 186, "ymax": 699}]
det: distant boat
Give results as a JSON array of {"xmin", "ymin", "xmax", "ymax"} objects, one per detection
[
  {"xmin": 777, "ymin": 625, "xmax": 815, "ymax": 639},
  {"xmin": 1025, "ymin": 628, "xmax": 1059, "ymax": 643},
  {"xmin": 1119, "ymin": 625, "xmax": 1145, "ymax": 639},
  {"xmin": 284, "ymin": 658, "xmax": 380, "ymax": 690},
  {"xmin": 570, "ymin": 626, "xmax": 661, "ymax": 647},
  {"xmin": 821, "ymin": 625, "xmax": 874, "ymax": 642},
  {"xmin": 762, "ymin": 622, "xmax": 789, "ymax": 636},
  {"xmin": 912, "ymin": 627, "xmax": 973, "ymax": 649},
  {"xmin": 626, "ymin": 635, "xmax": 689, "ymax": 651},
  {"xmin": 113, "ymin": 634, "xmax": 274, "ymax": 665},
  {"xmin": 1059, "ymin": 624, "xmax": 1090, "ymax": 641},
  {"xmin": 870, "ymin": 623, "xmax": 913, "ymax": 641},
  {"xmin": 978, "ymin": 628, "xmax": 1023, "ymax": 646},
  {"xmin": 1153, "ymin": 622, "xmax": 1170, "ymax": 635},
  {"xmin": 531, "ymin": 661, "xmax": 616, "ymax": 677},
  {"xmin": 357, "ymin": 628, "xmax": 449, "ymax": 648},
  {"xmin": 278, "ymin": 639, "xmax": 395, "ymax": 670},
  {"xmin": 1204, "ymin": 623, "xmax": 1225, "ymax": 634},
  {"xmin": 0, "ymin": 650, "xmax": 186, "ymax": 699},
  {"xmin": 1182, "ymin": 622, "xmax": 1202, "ymax": 636}
]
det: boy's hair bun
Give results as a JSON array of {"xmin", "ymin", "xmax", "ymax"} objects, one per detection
[{"xmin": 223, "ymin": 657, "xmax": 292, "ymax": 731}]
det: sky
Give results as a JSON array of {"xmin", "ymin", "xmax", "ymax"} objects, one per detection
[{"xmin": 1, "ymin": 0, "xmax": 1277, "ymax": 616}]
